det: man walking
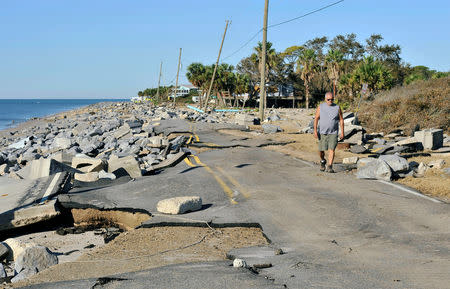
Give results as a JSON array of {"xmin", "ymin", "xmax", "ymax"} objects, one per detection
[{"xmin": 313, "ymin": 92, "xmax": 344, "ymax": 173}]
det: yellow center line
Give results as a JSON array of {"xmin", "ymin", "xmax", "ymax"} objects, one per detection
[
  {"xmin": 184, "ymin": 157, "xmax": 196, "ymax": 167},
  {"xmin": 215, "ymin": 166, "xmax": 250, "ymax": 199},
  {"xmin": 192, "ymin": 155, "xmax": 237, "ymax": 205},
  {"xmin": 186, "ymin": 135, "xmax": 193, "ymax": 145}
]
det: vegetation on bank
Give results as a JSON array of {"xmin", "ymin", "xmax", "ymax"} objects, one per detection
[
  {"xmin": 137, "ymin": 33, "xmax": 449, "ymax": 109},
  {"xmin": 358, "ymin": 76, "xmax": 450, "ymax": 134}
]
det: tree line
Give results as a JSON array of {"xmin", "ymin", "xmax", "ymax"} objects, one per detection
[{"xmin": 138, "ymin": 33, "xmax": 449, "ymax": 108}]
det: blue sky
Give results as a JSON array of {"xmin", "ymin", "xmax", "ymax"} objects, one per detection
[{"xmin": 1, "ymin": 0, "xmax": 449, "ymax": 98}]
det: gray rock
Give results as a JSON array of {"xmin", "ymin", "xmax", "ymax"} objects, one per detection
[
  {"xmin": 379, "ymin": 155, "xmax": 409, "ymax": 172},
  {"xmin": 11, "ymin": 267, "xmax": 38, "ymax": 283},
  {"xmin": 0, "ymin": 243, "xmax": 9, "ymax": 261},
  {"xmin": 262, "ymin": 124, "xmax": 282, "ymax": 134},
  {"xmin": 0, "ymin": 263, "xmax": 6, "ymax": 279},
  {"xmin": 52, "ymin": 137, "xmax": 72, "ymax": 150},
  {"xmin": 350, "ymin": 145, "xmax": 367, "ymax": 154},
  {"xmin": 88, "ymin": 127, "xmax": 104, "ymax": 137},
  {"xmin": 14, "ymin": 245, "xmax": 58, "ymax": 274},
  {"xmin": 156, "ymin": 196, "xmax": 202, "ymax": 214},
  {"xmin": 356, "ymin": 159, "xmax": 392, "ymax": 181},
  {"xmin": 8, "ymin": 137, "xmax": 30, "ymax": 149}
]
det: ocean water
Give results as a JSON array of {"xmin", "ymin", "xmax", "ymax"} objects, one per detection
[{"xmin": 0, "ymin": 99, "xmax": 127, "ymax": 131}]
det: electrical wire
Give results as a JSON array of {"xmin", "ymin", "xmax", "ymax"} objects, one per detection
[
  {"xmin": 268, "ymin": 0, "xmax": 344, "ymax": 28},
  {"xmin": 222, "ymin": 0, "xmax": 344, "ymax": 61}
]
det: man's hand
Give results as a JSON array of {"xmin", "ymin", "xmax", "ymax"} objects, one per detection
[
  {"xmin": 314, "ymin": 131, "xmax": 318, "ymax": 139},
  {"xmin": 340, "ymin": 131, "xmax": 344, "ymax": 141}
]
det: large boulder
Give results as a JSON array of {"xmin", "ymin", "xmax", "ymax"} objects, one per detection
[
  {"xmin": 356, "ymin": 159, "xmax": 392, "ymax": 181},
  {"xmin": 378, "ymin": 155, "xmax": 409, "ymax": 172},
  {"xmin": 156, "ymin": 196, "xmax": 202, "ymax": 215}
]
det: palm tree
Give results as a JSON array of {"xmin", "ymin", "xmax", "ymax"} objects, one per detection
[
  {"xmin": 325, "ymin": 49, "xmax": 344, "ymax": 99},
  {"xmin": 297, "ymin": 48, "xmax": 318, "ymax": 109},
  {"xmin": 353, "ymin": 56, "xmax": 393, "ymax": 94},
  {"xmin": 186, "ymin": 63, "xmax": 210, "ymax": 106}
]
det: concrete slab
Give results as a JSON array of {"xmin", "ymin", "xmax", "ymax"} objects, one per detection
[{"xmin": 0, "ymin": 199, "xmax": 60, "ymax": 231}]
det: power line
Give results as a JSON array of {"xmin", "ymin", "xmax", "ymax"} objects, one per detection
[
  {"xmin": 222, "ymin": 29, "xmax": 262, "ymax": 61},
  {"xmin": 268, "ymin": 0, "xmax": 344, "ymax": 28},
  {"xmin": 221, "ymin": 0, "xmax": 344, "ymax": 61}
]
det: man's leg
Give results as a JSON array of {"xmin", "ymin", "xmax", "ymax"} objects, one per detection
[
  {"xmin": 327, "ymin": 149, "xmax": 335, "ymax": 166},
  {"xmin": 319, "ymin": 151, "xmax": 326, "ymax": 171}
]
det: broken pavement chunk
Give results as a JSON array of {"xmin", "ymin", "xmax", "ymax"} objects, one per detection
[
  {"xmin": 17, "ymin": 158, "xmax": 79, "ymax": 180},
  {"xmin": 72, "ymin": 156, "xmax": 104, "ymax": 173},
  {"xmin": 0, "ymin": 199, "xmax": 61, "ymax": 231},
  {"xmin": 156, "ymin": 196, "xmax": 202, "ymax": 214},
  {"xmin": 107, "ymin": 155, "xmax": 142, "ymax": 179},
  {"xmin": 74, "ymin": 171, "xmax": 100, "ymax": 182},
  {"xmin": 414, "ymin": 129, "xmax": 444, "ymax": 150}
]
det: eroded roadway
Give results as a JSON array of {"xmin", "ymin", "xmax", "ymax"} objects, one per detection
[{"xmin": 36, "ymin": 119, "xmax": 450, "ymax": 288}]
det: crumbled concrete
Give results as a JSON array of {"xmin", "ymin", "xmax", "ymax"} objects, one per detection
[{"xmin": 156, "ymin": 196, "xmax": 202, "ymax": 215}]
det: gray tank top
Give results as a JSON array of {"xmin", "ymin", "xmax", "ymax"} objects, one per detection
[{"xmin": 319, "ymin": 102, "xmax": 339, "ymax": 134}]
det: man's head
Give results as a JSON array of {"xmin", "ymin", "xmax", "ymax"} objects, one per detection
[{"xmin": 324, "ymin": 92, "xmax": 334, "ymax": 105}]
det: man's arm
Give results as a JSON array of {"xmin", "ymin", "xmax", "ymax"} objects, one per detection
[
  {"xmin": 313, "ymin": 106, "xmax": 320, "ymax": 139},
  {"xmin": 338, "ymin": 107, "xmax": 344, "ymax": 140}
]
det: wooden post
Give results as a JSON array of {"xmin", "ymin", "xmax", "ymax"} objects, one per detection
[
  {"xmin": 259, "ymin": 0, "xmax": 269, "ymax": 121},
  {"xmin": 203, "ymin": 20, "xmax": 229, "ymax": 111},
  {"xmin": 174, "ymin": 48, "xmax": 182, "ymax": 105},
  {"xmin": 156, "ymin": 61, "xmax": 162, "ymax": 102}
]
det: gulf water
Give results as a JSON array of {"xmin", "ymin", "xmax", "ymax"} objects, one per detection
[{"xmin": 0, "ymin": 99, "xmax": 127, "ymax": 131}]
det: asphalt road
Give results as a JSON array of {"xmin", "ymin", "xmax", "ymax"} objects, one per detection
[{"xmin": 13, "ymin": 119, "xmax": 450, "ymax": 288}]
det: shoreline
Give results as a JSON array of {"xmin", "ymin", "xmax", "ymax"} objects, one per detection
[
  {"xmin": 0, "ymin": 100, "xmax": 128, "ymax": 141},
  {"xmin": 0, "ymin": 99, "xmax": 128, "ymax": 134}
]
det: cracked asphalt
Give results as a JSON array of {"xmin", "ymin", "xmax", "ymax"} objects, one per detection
[{"xmin": 5, "ymin": 119, "xmax": 450, "ymax": 288}]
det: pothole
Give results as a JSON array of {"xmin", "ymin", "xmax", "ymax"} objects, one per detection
[
  {"xmin": 12, "ymin": 226, "xmax": 269, "ymax": 287},
  {"xmin": 70, "ymin": 208, "xmax": 151, "ymax": 231}
]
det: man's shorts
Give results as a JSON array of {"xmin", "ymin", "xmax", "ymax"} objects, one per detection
[{"xmin": 318, "ymin": 134, "xmax": 338, "ymax": 151}]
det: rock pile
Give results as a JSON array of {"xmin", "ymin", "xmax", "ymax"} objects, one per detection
[{"xmin": 0, "ymin": 103, "xmax": 232, "ymax": 181}]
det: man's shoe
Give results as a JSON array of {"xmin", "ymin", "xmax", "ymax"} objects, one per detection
[
  {"xmin": 320, "ymin": 160, "xmax": 326, "ymax": 171},
  {"xmin": 326, "ymin": 165, "xmax": 335, "ymax": 173}
]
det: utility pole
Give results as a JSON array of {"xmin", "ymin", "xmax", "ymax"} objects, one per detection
[
  {"xmin": 156, "ymin": 61, "xmax": 163, "ymax": 102},
  {"xmin": 174, "ymin": 48, "xmax": 182, "ymax": 105},
  {"xmin": 259, "ymin": 0, "xmax": 269, "ymax": 121},
  {"xmin": 203, "ymin": 20, "xmax": 229, "ymax": 111}
]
